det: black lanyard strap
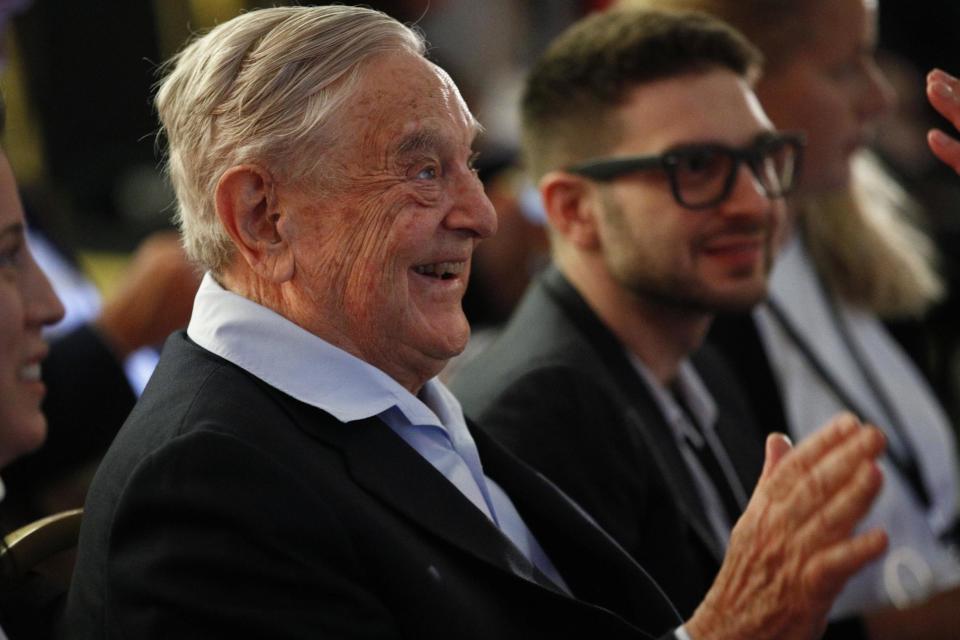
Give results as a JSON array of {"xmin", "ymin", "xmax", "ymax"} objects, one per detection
[{"xmin": 764, "ymin": 297, "xmax": 932, "ymax": 510}]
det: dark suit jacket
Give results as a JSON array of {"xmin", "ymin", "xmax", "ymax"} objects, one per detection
[
  {"xmin": 706, "ymin": 313, "xmax": 789, "ymax": 439},
  {"xmin": 452, "ymin": 267, "xmax": 765, "ymax": 619},
  {"xmin": 63, "ymin": 331, "xmax": 681, "ymax": 639}
]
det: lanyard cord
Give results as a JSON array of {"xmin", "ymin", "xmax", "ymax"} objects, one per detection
[{"xmin": 764, "ymin": 295, "xmax": 932, "ymax": 509}]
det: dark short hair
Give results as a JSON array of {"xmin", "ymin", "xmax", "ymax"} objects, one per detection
[{"xmin": 521, "ymin": 8, "xmax": 762, "ymax": 181}]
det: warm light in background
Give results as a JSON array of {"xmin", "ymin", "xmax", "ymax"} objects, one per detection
[{"xmin": 2, "ymin": 29, "xmax": 42, "ymax": 185}]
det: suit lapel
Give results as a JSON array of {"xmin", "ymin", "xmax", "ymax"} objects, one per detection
[
  {"xmin": 282, "ymin": 400, "xmax": 562, "ymax": 592},
  {"xmin": 693, "ymin": 347, "xmax": 766, "ymax": 502},
  {"xmin": 472, "ymin": 422, "xmax": 681, "ymax": 635},
  {"xmin": 707, "ymin": 313, "xmax": 789, "ymax": 439},
  {"xmin": 542, "ymin": 268, "xmax": 726, "ymax": 562}
]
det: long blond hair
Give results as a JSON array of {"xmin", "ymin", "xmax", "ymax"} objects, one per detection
[{"xmin": 799, "ymin": 152, "xmax": 942, "ymax": 318}]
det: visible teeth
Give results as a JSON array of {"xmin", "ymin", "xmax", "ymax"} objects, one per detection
[
  {"xmin": 414, "ymin": 261, "xmax": 464, "ymax": 279},
  {"xmin": 19, "ymin": 363, "xmax": 41, "ymax": 382}
]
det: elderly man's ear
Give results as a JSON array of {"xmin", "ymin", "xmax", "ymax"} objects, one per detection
[
  {"xmin": 215, "ymin": 165, "xmax": 295, "ymax": 283},
  {"xmin": 539, "ymin": 172, "xmax": 601, "ymax": 250}
]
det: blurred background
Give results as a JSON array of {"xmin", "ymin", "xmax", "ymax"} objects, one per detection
[{"xmin": 3, "ymin": 0, "xmax": 960, "ymax": 310}]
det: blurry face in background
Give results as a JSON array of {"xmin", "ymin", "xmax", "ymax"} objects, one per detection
[
  {"xmin": 0, "ymin": 150, "xmax": 63, "ymax": 468},
  {"xmin": 755, "ymin": 0, "xmax": 894, "ymax": 193}
]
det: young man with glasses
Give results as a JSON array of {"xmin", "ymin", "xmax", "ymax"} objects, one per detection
[{"xmin": 452, "ymin": 10, "xmax": 872, "ymax": 634}]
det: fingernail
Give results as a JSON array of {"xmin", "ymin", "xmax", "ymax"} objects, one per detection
[
  {"xmin": 932, "ymin": 81, "xmax": 954, "ymax": 100},
  {"xmin": 838, "ymin": 414, "xmax": 858, "ymax": 434},
  {"xmin": 930, "ymin": 129, "xmax": 950, "ymax": 145}
]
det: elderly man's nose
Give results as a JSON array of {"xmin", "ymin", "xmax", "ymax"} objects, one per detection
[{"xmin": 445, "ymin": 178, "xmax": 498, "ymax": 239}]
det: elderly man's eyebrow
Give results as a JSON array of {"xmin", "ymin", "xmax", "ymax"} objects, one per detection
[
  {"xmin": 394, "ymin": 123, "xmax": 484, "ymax": 159},
  {"xmin": 395, "ymin": 130, "xmax": 446, "ymax": 157}
]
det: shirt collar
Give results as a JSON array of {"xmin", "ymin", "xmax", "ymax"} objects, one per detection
[
  {"xmin": 187, "ymin": 272, "xmax": 452, "ymax": 427},
  {"xmin": 627, "ymin": 352, "xmax": 718, "ymax": 434}
]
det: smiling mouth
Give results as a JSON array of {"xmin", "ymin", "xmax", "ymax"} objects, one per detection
[
  {"xmin": 704, "ymin": 238, "xmax": 763, "ymax": 253},
  {"xmin": 19, "ymin": 362, "xmax": 42, "ymax": 383},
  {"xmin": 413, "ymin": 261, "xmax": 465, "ymax": 280}
]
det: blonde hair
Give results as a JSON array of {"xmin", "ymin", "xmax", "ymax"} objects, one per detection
[
  {"xmin": 155, "ymin": 6, "xmax": 425, "ymax": 273},
  {"xmin": 800, "ymin": 152, "xmax": 942, "ymax": 318}
]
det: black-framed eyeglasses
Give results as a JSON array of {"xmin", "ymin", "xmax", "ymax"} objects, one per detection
[{"xmin": 566, "ymin": 131, "xmax": 806, "ymax": 210}]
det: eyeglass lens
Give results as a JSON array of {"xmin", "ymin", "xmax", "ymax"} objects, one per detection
[{"xmin": 672, "ymin": 138, "xmax": 798, "ymax": 208}]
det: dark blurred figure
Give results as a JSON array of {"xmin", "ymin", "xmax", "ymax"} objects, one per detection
[{"xmin": 871, "ymin": 51, "xmax": 960, "ymax": 428}]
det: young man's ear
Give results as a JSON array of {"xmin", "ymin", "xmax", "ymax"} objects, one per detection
[
  {"xmin": 215, "ymin": 165, "xmax": 294, "ymax": 282},
  {"xmin": 539, "ymin": 171, "xmax": 602, "ymax": 250}
]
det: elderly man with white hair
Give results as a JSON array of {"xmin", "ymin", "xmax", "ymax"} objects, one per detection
[{"xmin": 65, "ymin": 6, "xmax": 887, "ymax": 639}]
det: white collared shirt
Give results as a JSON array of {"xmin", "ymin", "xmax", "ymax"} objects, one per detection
[
  {"xmin": 628, "ymin": 355, "xmax": 747, "ymax": 552},
  {"xmin": 186, "ymin": 273, "xmax": 568, "ymax": 593}
]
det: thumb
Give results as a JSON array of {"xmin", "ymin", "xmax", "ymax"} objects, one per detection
[{"xmin": 759, "ymin": 432, "xmax": 793, "ymax": 481}]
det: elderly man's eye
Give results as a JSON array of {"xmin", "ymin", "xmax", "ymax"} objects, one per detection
[
  {"xmin": 468, "ymin": 152, "xmax": 481, "ymax": 173},
  {"xmin": 415, "ymin": 165, "xmax": 439, "ymax": 180}
]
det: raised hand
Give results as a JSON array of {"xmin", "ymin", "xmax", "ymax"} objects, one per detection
[
  {"xmin": 926, "ymin": 68, "xmax": 960, "ymax": 174},
  {"xmin": 686, "ymin": 414, "xmax": 887, "ymax": 640},
  {"xmin": 95, "ymin": 230, "xmax": 201, "ymax": 358}
]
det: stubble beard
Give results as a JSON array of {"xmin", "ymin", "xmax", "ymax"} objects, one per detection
[{"xmin": 613, "ymin": 235, "xmax": 773, "ymax": 316}]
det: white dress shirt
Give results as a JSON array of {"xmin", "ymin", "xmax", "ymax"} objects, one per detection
[
  {"xmin": 629, "ymin": 355, "xmax": 748, "ymax": 552},
  {"xmin": 186, "ymin": 273, "xmax": 569, "ymax": 593}
]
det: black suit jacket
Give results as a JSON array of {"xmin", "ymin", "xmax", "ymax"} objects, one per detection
[
  {"xmin": 452, "ymin": 267, "xmax": 765, "ymax": 618},
  {"xmin": 63, "ymin": 331, "xmax": 681, "ymax": 639},
  {"xmin": 706, "ymin": 313, "xmax": 789, "ymax": 439}
]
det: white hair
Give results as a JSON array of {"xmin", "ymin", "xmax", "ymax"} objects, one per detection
[{"xmin": 155, "ymin": 6, "xmax": 426, "ymax": 273}]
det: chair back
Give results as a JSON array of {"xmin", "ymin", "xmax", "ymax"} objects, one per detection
[
  {"xmin": 0, "ymin": 508, "xmax": 82, "ymax": 585},
  {"xmin": 0, "ymin": 509, "xmax": 83, "ymax": 638}
]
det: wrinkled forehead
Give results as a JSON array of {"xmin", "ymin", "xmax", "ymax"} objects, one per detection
[{"xmin": 345, "ymin": 53, "xmax": 480, "ymax": 154}]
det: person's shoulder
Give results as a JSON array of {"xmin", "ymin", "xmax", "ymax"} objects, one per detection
[
  {"xmin": 452, "ymin": 334, "xmax": 600, "ymax": 424},
  {"xmin": 451, "ymin": 282, "xmax": 598, "ymax": 407},
  {"xmin": 127, "ymin": 332, "xmax": 282, "ymax": 433},
  {"xmin": 104, "ymin": 332, "xmax": 343, "ymax": 485},
  {"xmin": 704, "ymin": 312, "xmax": 760, "ymax": 361}
]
